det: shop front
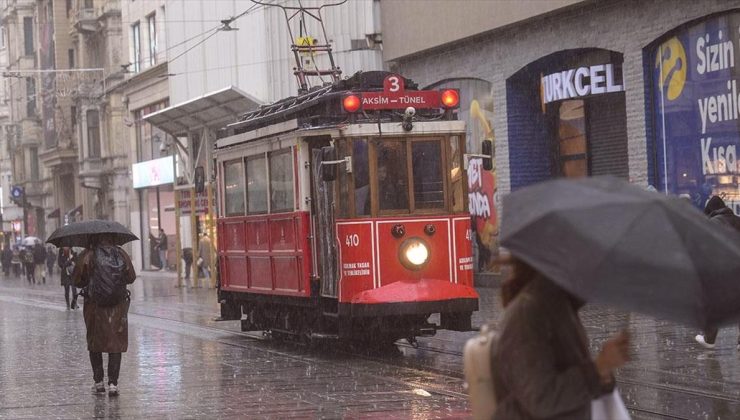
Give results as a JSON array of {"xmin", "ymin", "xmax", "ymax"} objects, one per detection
[
  {"xmin": 506, "ymin": 49, "xmax": 629, "ymax": 189},
  {"xmin": 648, "ymin": 10, "xmax": 740, "ymax": 212},
  {"xmin": 132, "ymin": 156, "xmax": 176, "ymax": 271}
]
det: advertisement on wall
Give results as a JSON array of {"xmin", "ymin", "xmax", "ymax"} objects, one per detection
[{"xmin": 652, "ymin": 11, "xmax": 740, "ymax": 212}]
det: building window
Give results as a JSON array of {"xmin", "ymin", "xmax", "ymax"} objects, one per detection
[
  {"xmin": 26, "ymin": 78, "xmax": 36, "ymax": 117},
  {"xmin": 86, "ymin": 110, "xmax": 101, "ymax": 158},
  {"xmin": 23, "ymin": 17, "xmax": 33, "ymax": 56},
  {"xmin": 65, "ymin": 0, "xmax": 72, "ymax": 17},
  {"xmin": 30, "ymin": 147, "xmax": 39, "ymax": 180},
  {"xmin": 131, "ymin": 22, "xmax": 141, "ymax": 73},
  {"xmin": 84, "ymin": 0, "xmax": 93, "ymax": 8},
  {"xmin": 68, "ymin": 49, "xmax": 75, "ymax": 68},
  {"xmin": 70, "ymin": 106, "xmax": 77, "ymax": 127},
  {"xmin": 147, "ymin": 14, "xmax": 157, "ymax": 66}
]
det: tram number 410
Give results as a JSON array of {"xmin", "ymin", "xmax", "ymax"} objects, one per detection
[{"xmin": 345, "ymin": 234, "xmax": 360, "ymax": 247}]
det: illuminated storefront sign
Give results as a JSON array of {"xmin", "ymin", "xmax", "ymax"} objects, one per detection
[
  {"xmin": 542, "ymin": 63, "xmax": 624, "ymax": 104},
  {"xmin": 650, "ymin": 12, "xmax": 740, "ymax": 212},
  {"xmin": 132, "ymin": 156, "xmax": 175, "ymax": 189}
]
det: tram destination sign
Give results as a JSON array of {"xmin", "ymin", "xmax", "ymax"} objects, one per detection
[{"xmin": 360, "ymin": 74, "xmax": 441, "ymax": 110}]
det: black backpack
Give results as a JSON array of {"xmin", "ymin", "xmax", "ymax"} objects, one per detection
[{"xmin": 88, "ymin": 246, "xmax": 129, "ymax": 307}]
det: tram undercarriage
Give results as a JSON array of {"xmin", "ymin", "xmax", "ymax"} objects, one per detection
[{"xmin": 218, "ymin": 290, "xmax": 475, "ymax": 344}]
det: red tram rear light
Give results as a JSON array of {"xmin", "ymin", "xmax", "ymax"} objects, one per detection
[
  {"xmin": 342, "ymin": 95, "xmax": 361, "ymax": 113},
  {"xmin": 440, "ymin": 89, "xmax": 460, "ymax": 109}
]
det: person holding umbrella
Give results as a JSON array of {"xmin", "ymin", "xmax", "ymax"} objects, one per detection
[
  {"xmin": 47, "ymin": 220, "xmax": 139, "ymax": 396},
  {"xmin": 695, "ymin": 195, "xmax": 740, "ymax": 351},
  {"xmin": 490, "ymin": 256, "xmax": 631, "ymax": 419},
  {"xmin": 73, "ymin": 235, "xmax": 136, "ymax": 396}
]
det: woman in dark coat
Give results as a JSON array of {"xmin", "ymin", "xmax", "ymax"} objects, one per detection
[
  {"xmin": 58, "ymin": 248, "xmax": 76, "ymax": 309},
  {"xmin": 490, "ymin": 257, "xmax": 630, "ymax": 420},
  {"xmin": 73, "ymin": 237, "xmax": 136, "ymax": 396}
]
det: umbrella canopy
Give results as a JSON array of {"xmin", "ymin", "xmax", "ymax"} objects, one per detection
[
  {"xmin": 21, "ymin": 236, "xmax": 42, "ymax": 247},
  {"xmin": 46, "ymin": 220, "xmax": 138, "ymax": 248},
  {"xmin": 501, "ymin": 176, "xmax": 740, "ymax": 329}
]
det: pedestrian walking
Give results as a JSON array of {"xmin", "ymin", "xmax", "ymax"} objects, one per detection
[
  {"xmin": 157, "ymin": 228, "xmax": 168, "ymax": 271},
  {"xmin": 11, "ymin": 246, "xmax": 21, "ymax": 278},
  {"xmin": 22, "ymin": 247, "xmax": 35, "ymax": 283},
  {"xmin": 46, "ymin": 245, "xmax": 57, "ymax": 276},
  {"xmin": 58, "ymin": 248, "xmax": 77, "ymax": 310},
  {"xmin": 182, "ymin": 247, "xmax": 193, "ymax": 284},
  {"xmin": 1, "ymin": 246, "xmax": 12, "ymax": 276},
  {"xmin": 198, "ymin": 233, "xmax": 214, "ymax": 281},
  {"xmin": 33, "ymin": 243, "xmax": 47, "ymax": 284},
  {"xmin": 490, "ymin": 257, "xmax": 630, "ymax": 420},
  {"xmin": 695, "ymin": 195, "xmax": 740, "ymax": 351},
  {"xmin": 73, "ymin": 236, "xmax": 137, "ymax": 396}
]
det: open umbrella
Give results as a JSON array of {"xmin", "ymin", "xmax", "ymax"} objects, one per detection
[
  {"xmin": 46, "ymin": 220, "xmax": 138, "ymax": 248},
  {"xmin": 500, "ymin": 176, "xmax": 740, "ymax": 329},
  {"xmin": 21, "ymin": 236, "xmax": 42, "ymax": 247}
]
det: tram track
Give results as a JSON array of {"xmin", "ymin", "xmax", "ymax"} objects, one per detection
[{"xmin": 2, "ymin": 286, "xmax": 738, "ymax": 418}]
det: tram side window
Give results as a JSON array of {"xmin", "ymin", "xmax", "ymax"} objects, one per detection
[
  {"xmin": 269, "ymin": 150, "xmax": 294, "ymax": 212},
  {"xmin": 224, "ymin": 160, "xmax": 246, "ymax": 216},
  {"xmin": 377, "ymin": 140, "xmax": 409, "ymax": 211},
  {"xmin": 353, "ymin": 139, "xmax": 370, "ymax": 216},
  {"xmin": 449, "ymin": 136, "xmax": 465, "ymax": 213},
  {"xmin": 246, "ymin": 156, "xmax": 268, "ymax": 214},
  {"xmin": 412, "ymin": 141, "xmax": 444, "ymax": 209}
]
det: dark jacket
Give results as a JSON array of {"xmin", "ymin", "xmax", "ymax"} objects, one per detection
[
  {"xmin": 73, "ymin": 246, "xmax": 136, "ymax": 353},
  {"xmin": 58, "ymin": 251, "xmax": 75, "ymax": 286},
  {"xmin": 1, "ymin": 248, "xmax": 11, "ymax": 266},
  {"xmin": 708, "ymin": 207, "xmax": 740, "ymax": 233},
  {"xmin": 33, "ymin": 244, "xmax": 46, "ymax": 265},
  {"xmin": 491, "ymin": 275, "xmax": 611, "ymax": 420}
]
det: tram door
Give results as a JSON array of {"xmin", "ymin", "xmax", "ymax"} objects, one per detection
[{"xmin": 309, "ymin": 138, "xmax": 338, "ymax": 298}]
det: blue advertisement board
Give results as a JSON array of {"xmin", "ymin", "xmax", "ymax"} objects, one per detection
[{"xmin": 651, "ymin": 11, "xmax": 740, "ymax": 212}]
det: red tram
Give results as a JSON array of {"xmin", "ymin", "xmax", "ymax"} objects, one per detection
[{"xmin": 215, "ymin": 71, "xmax": 486, "ymax": 344}]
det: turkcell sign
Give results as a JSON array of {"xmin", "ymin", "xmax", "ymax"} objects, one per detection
[
  {"xmin": 651, "ymin": 11, "xmax": 740, "ymax": 211},
  {"xmin": 542, "ymin": 64, "xmax": 624, "ymax": 104},
  {"xmin": 361, "ymin": 73, "xmax": 442, "ymax": 110}
]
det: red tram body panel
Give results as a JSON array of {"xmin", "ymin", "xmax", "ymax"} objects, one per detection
[{"xmin": 218, "ymin": 212, "xmax": 312, "ymax": 297}]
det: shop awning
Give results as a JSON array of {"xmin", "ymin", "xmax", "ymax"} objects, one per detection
[{"xmin": 143, "ymin": 86, "xmax": 261, "ymax": 138}]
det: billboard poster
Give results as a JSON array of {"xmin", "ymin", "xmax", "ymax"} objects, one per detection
[
  {"xmin": 651, "ymin": 12, "xmax": 740, "ymax": 212},
  {"xmin": 39, "ymin": 0, "xmax": 56, "ymax": 149},
  {"xmin": 427, "ymin": 78, "xmax": 499, "ymax": 271}
]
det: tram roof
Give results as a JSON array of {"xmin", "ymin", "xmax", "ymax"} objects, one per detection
[{"xmin": 143, "ymin": 86, "xmax": 261, "ymax": 137}]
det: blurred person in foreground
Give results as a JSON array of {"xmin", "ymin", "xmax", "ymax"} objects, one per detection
[
  {"xmin": 490, "ymin": 256, "xmax": 630, "ymax": 420},
  {"xmin": 695, "ymin": 195, "xmax": 740, "ymax": 351},
  {"xmin": 73, "ymin": 236, "xmax": 136, "ymax": 397}
]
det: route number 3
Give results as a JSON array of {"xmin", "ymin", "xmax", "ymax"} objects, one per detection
[
  {"xmin": 388, "ymin": 76, "xmax": 400, "ymax": 92},
  {"xmin": 345, "ymin": 234, "xmax": 360, "ymax": 247}
]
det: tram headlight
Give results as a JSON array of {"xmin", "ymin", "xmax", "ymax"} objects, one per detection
[{"xmin": 399, "ymin": 238, "xmax": 430, "ymax": 270}]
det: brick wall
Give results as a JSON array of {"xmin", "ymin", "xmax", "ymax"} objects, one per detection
[{"xmin": 392, "ymin": 0, "xmax": 740, "ymax": 196}]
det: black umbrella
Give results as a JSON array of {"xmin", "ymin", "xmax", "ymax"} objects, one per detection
[
  {"xmin": 46, "ymin": 220, "xmax": 138, "ymax": 248},
  {"xmin": 501, "ymin": 176, "xmax": 740, "ymax": 329}
]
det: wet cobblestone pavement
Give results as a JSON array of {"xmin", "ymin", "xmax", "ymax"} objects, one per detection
[{"xmin": 0, "ymin": 271, "xmax": 739, "ymax": 419}]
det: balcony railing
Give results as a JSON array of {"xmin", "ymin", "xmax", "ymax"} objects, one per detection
[{"xmin": 72, "ymin": 7, "xmax": 98, "ymax": 32}]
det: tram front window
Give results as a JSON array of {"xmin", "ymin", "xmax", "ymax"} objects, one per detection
[
  {"xmin": 412, "ymin": 141, "xmax": 444, "ymax": 209},
  {"xmin": 377, "ymin": 140, "xmax": 409, "ymax": 211}
]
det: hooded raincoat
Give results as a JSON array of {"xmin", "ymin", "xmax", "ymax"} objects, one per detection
[{"xmin": 73, "ymin": 246, "xmax": 136, "ymax": 353}]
